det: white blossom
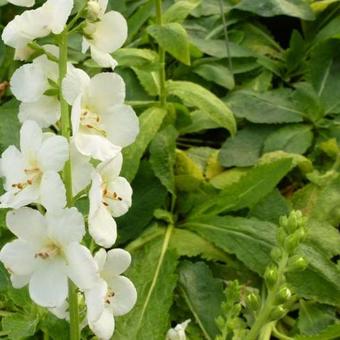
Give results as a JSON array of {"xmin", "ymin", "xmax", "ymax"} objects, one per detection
[
  {"xmin": 89, "ymin": 153, "xmax": 132, "ymax": 248},
  {"xmin": 0, "ymin": 207, "xmax": 99, "ymax": 308},
  {"xmin": 62, "ymin": 68, "xmax": 139, "ymax": 161},
  {"xmin": 82, "ymin": 0, "xmax": 127, "ymax": 69},
  {"xmin": 0, "ymin": 120, "xmax": 68, "ymax": 210},
  {"xmin": 85, "ymin": 248, "xmax": 137, "ymax": 340},
  {"xmin": 7, "ymin": 0, "xmax": 35, "ymax": 7},
  {"xmin": 166, "ymin": 320, "xmax": 191, "ymax": 340}
]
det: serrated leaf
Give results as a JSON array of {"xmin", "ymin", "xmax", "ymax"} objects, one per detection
[
  {"xmin": 163, "ymin": 0, "xmax": 201, "ymax": 23},
  {"xmin": 178, "ymin": 261, "xmax": 224, "ymax": 339},
  {"xmin": 263, "ymin": 124, "xmax": 313, "ymax": 154},
  {"xmin": 150, "ymin": 126, "xmax": 178, "ymax": 195},
  {"xmin": 2, "ymin": 314, "xmax": 39, "ymax": 339},
  {"xmin": 115, "ymin": 230, "xmax": 178, "ymax": 339},
  {"xmin": 167, "ymin": 80, "xmax": 236, "ymax": 135},
  {"xmin": 121, "ymin": 107, "xmax": 167, "ymax": 181},
  {"xmin": 147, "ymin": 23, "xmax": 191, "ymax": 65},
  {"xmin": 296, "ymin": 324, "xmax": 340, "ymax": 340},
  {"xmin": 132, "ymin": 67, "xmax": 160, "ymax": 96}
]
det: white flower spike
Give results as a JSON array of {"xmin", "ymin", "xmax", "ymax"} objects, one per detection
[
  {"xmin": 0, "ymin": 207, "xmax": 99, "ymax": 308},
  {"xmin": 89, "ymin": 153, "xmax": 132, "ymax": 248},
  {"xmin": 63, "ymin": 68, "xmax": 139, "ymax": 161},
  {"xmin": 82, "ymin": 0, "xmax": 127, "ymax": 69},
  {"xmin": 0, "ymin": 120, "xmax": 68, "ymax": 210},
  {"xmin": 166, "ymin": 320, "xmax": 191, "ymax": 340},
  {"xmin": 85, "ymin": 248, "xmax": 137, "ymax": 340}
]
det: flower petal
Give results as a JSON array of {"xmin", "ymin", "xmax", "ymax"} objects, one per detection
[
  {"xmin": 65, "ymin": 243, "xmax": 99, "ymax": 291},
  {"xmin": 89, "ymin": 172, "xmax": 104, "ymax": 218},
  {"xmin": 0, "ymin": 183, "xmax": 40, "ymax": 209},
  {"xmin": 18, "ymin": 96, "xmax": 61, "ymax": 128},
  {"xmin": 107, "ymin": 276, "xmax": 137, "ymax": 316},
  {"xmin": 90, "ymin": 45, "xmax": 118, "ymax": 70},
  {"xmin": 46, "ymin": 207, "xmax": 85, "ymax": 245},
  {"xmin": 29, "ymin": 258, "xmax": 68, "ymax": 307},
  {"xmin": 85, "ymin": 279, "xmax": 107, "ymax": 323},
  {"xmin": 20, "ymin": 120, "xmax": 43, "ymax": 157},
  {"xmin": 105, "ymin": 177, "xmax": 132, "ymax": 217},
  {"xmin": 89, "ymin": 307, "xmax": 115, "ymax": 340},
  {"xmin": 11, "ymin": 63, "xmax": 48, "ymax": 102},
  {"xmin": 89, "ymin": 204, "xmax": 117, "ymax": 248},
  {"xmin": 74, "ymin": 132, "xmax": 121, "ymax": 162},
  {"xmin": 94, "ymin": 248, "xmax": 107, "ymax": 272},
  {"xmin": 7, "ymin": 0, "xmax": 35, "ymax": 7},
  {"xmin": 92, "ymin": 11, "xmax": 127, "ymax": 53},
  {"xmin": 97, "ymin": 153, "xmax": 123, "ymax": 183},
  {"xmin": 102, "ymin": 104, "xmax": 139, "ymax": 148},
  {"xmin": 62, "ymin": 68, "xmax": 90, "ymax": 105},
  {"xmin": 0, "ymin": 239, "xmax": 36, "ymax": 276},
  {"xmin": 87, "ymin": 72, "xmax": 125, "ymax": 113},
  {"xmin": 6, "ymin": 207, "xmax": 47, "ymax": 245},
  {"xmin": 38, "ymin": 135, "xmax": 69, "ymax": 172},
  {"xmin": 11, "ymin": 274, "xmax": 30, "ymax": 289},
  {"xmin": 40, "ymin": 171, "xmax": 66, "ymax": 211},
  {"xmin": 33, "ymin": 54, "xmax": 58, "ymax": 83},
  {"xmin": 102, "ymin": 249, "xmax": 131, "ymax": 278},
  {"xmin": 71, "ymin": 95, "xmax": 82, "ymax": 136}
]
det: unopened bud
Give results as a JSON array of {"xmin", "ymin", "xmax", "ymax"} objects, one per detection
[
  {"xmin": 270, "ymin": 305, "xmax": 288, "ymax": 321},
  {"xmin": 246, "ymin": 292, "xmax": 260, "ymax": 311},
  {"xmin": 277, "ymin": 228, "xmax": 287, "ymax": 247},
  {"xmin": 284, "ymin": 233, "xmax": 300, "ymax": 253},
  {"xmin": 287, "ymin": 256, "xmax": 308, "ymax": 272},
  {"xmin": 285, "ymin": 210, "xmax": 305, "ymax": 234},
  {"xmin": 264, "ymin": 265, "xmax": 278, "ymax": 288},
  {"xmin": 276, "ymin": 286, "xmax": 292, "ymax": 304},
  {"xmin": 271, "ymin": 247, "xmax": 282, "ymax": 262},
  {"xmin": 87, "ymin": 0, "xmax": 101, "ymax": 21}
]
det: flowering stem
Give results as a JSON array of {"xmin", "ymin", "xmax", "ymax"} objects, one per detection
[
  {"xmin": 154, "ymin": 0, "xmax": 166, "ymax": 108},
  {"xmin": 58, "ymin": 29, "xmax": 79, "ymax": 340}
]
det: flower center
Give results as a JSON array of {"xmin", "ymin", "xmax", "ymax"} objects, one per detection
[
  {"xmin": 11, "ymin": 167, "xmax": 42, "ymax": 191},
  {"xmin": 35, "ymin": 244, "xmax": 60, "ymax": 260},
  {"xmin": 80, "ymin": 109, "xmax": 107, "ymax": 136},
  {"xmin": 102, "ymin": 188, "xmax": 123, "ymax": 207},
  {"xmin": 105, "ymin": 289, "xmax": 115, "ymax": 304}
]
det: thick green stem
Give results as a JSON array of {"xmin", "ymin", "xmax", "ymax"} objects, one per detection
[
  {"xmin": 58, "ymin": 30, "xmax": 79, "ymax": 340},
  {"xmin": 155, "ymin": 0, "xmax": 166, "ymax": 108}
]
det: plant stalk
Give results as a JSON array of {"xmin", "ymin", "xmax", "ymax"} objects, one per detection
[{"xmin": 58, "ymin": 29, "xmax": 79, "ymax": 340}]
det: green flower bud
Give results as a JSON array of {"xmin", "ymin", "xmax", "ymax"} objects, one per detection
[
  {"xmin": 270, "ymin": 305, "xmax": 288, "ymax": 321},
  {"xmin": 287, "ymin": 255, "xmax": 308, "ymax": 272},
  {"xmin": 286, "ymin": 210, "xmax": 305, "ymax": 234},
  {"xmin": 276, "ymin": 286, "xmax": 292, "ymax": 304},
  {"xmin": 271, "ymin": 247, "xmax": 282, "ymax": 262},
  {"xmin": 215, "ymin": 315, "xmax": 225, "ymax": 329},
  {"xmin": 87, "ymin": 0, "xmax": 101, "ymax": 21},
  {"xmin": 246, "ymin": 292, "xmax": 260, "ymax": 312},
  {"xmin": 277, "ymin": 228, "xmax": 287, "ymax": 247},
  {"xmin": 264, "ymin": 265, "xmax": 278, "ymax": 288}
]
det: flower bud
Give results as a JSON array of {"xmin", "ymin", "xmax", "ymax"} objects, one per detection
[
  {"xmin": 284, "ymin": 234, "xmax": 300, "ymax": 254},
  {"xmin": 277, "ymin": 228, "xmax": 287, "ymax": 247},
  {"xmin": 270, "ymin": 305, "xmax": 288, "ymax": 321},
  {"xmin": 270, "ymin": 247, "xmax": 282, "ymax": 262},
  {"xmin": 264, "ymin": 265, "xmax": 278, "ymax": 288},
  {"xmin": 276, "ymin": 286, "xmax": 292, "ymax": 304},
  {"xmin": 285, "ymin": 210, "xmax": 305, "ymax": 234},
  {"xmin": 246, "ymin": 292, "xmax": 260, "ymax": 312},
  {"xmin": 87, "ymin": 0, "xmax": 101, "ymax": 21},
  {"xmin": 287, "ymin": 255, "xmax": 308, "ymax": 272}
]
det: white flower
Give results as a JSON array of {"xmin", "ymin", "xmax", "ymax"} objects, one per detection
[
  {"xmin": 89, "ymin": 153, "xmax": 132, "ymax": 248},
  {"xmin": 62, "ymin": 68, "xmax": 139, "ymax": 161},
  {"xmin": 7, "ymin": 0, "xmax": 35, "ymax": 7},
  {"xmin": 166, "ymin": 320, "xmax": 191, "ymax": 340},
  {"xmin": 2, "ymin": 0, "xmax": 73, "ymax": 60},
  {"xmin": 0, "ymin": 120, "xmax": 68, "ymax": 211},
  {"xmin": 82, "ymin": 0, "xmax": 127, "ymax": 69},
  {"xmin": 0, "ymin": 207, "xmax": 99, "ymax": 308},
  {"xmin": 85, "ymin": 248, "xmax": 137, "ymax": 340}
]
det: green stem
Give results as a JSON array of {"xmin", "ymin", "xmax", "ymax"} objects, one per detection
[
  {"xmin": 43, "ymin": 330, "xmax": 49, "ymax": 340},
  {"xmin": 58, "ymin": 29, "xmax": 79, "ymax": 340}
]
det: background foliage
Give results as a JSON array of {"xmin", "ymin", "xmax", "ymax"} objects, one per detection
[{"xmin": 0, "ymin": 0, "xmax": 340, "ymax": 339}]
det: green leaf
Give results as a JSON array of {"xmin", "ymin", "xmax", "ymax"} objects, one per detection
[
  {"xmin": 121, "ymin": 107, "xmax": 167, "ymax": 181},
  {"xmin": 150, "ymin": 126, "xmax": 178, "ymax": 195},
  {"xmin": 191, "ymin": 158, "xmax": 292, "ymax": 216},
  {"xmin": 113, "ymin": 48, "xmax": 158, "ymax": 68},
  {"xmin": 178, "ymin": 261, "xmax": 224, "ymax": 340},
  {"xmin": 0, "ymin": 100, "xmax": 20, "ymax": 153},
  {"xmin": 147, "ymin": 23, "xmax": 191, "ymax": 65},
  {"xmin": 163, "ymin": 0, "xmax": 201, "ymax": 23},
  {"xmin": 296, "ymin": 324, "xmax": 340, "ymax": 340},
  {"xmin": 2, "ymin": 314, "xmax": 39, "ymax": 339},
  {"xmin": 314, "ymin": 16, "xmax": 340, "ymax": 45},
  {"xmin": 115, "ymin": 229, "xmax": 178, "ymax": 340},
  {"xmin": 193, "ymin": 63, "xmax": 234, "ymax": 90},
  {"xmin": 167, "ymin": 80, "xmax": 237, "ymax": 135},
  {"xmin": 263, "ymin": 124, "xmax": 313, "ymax": 154},
  {"xmin": 182, "ymin": 216, "xmax": 276, "ymax": 274},
  {"xmin": 227, "ymin": 89, "xmax": 304, "ymax": 124},
  {"xmin": 235, "ymin": 0, "xmax": 315, "ymax": 20},
  {"xmin": 132, "ymin": 67, "xmax": 160, "ymax": 96},
  {"xmin": 219, "ymin": 126, "xmax": 274, "ymax": 167}
]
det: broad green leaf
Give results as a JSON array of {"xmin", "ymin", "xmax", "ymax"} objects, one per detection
[
  {"xmin": 263, "ymin": 124, "xmax": 313, "ymax": 154},
  {"xmin": 147, "ymin": 23, "xmax": 191, "ymax": 65},
  {"xmin": 0, "ymin": 100, "xmax": 20, "ymax": 152},
  {"xmin": 115, "ymin": 230, "xmax": 178, "ymax": 339},
  {"xmin": 150, "ymin": 126, "xmax": 178, "ymax": 195},
  {"xmin": 298, "ymin": 301, "xmax": 336, "ymax": 336},
  {"xmin": 219, "ymin": 126, "xmax": 274, "ymax": 167},
  {"xmin": 178, "ymin": 110, "xmax": 219, "ymax": 134},
  {"xmin": 132, "ymin": 67, "xmax": 160, "ymax": 96},
  {"xmin": 178, "ymin": 261, "xmax": 224, "ymax": 340},
  {"xmin": 121, "ymin": 107, "xmax": 167, "ymax": 181},
  {"xmin": 314, "ymin": 16, "xmax": 340, "ymax": 45},
  {"xmin": 296, "ymin": 324, "xmax": 340, "ymax": 340},
  {"xmin": 39, "ymin": 314, "xmax": 69, "ymax": 340},
  {"xmin": 210, "ymin": 168, "xmax": 248, "ymax": 189},
  {"xmin": 191, "ymin": 158, "xmax": 292, "ymax": 216},
  {"xmin": 182, "ymin": 216, "xmax": 276, "ymax": 274},
  {"xmin": 163, "ymin": 0, "xmax": 201, "ymax": 23},
  {"xmin": 113, "ymin": 48, "xmax": 158, "ymax": 68},
  {"xmin": 2, "ymin": 314, "xmax": 39, "ymax": 339},
  {"xmin": 235, "ymin": 0, "xmax": 315, "ymax": 20},
  {"xmin": 167, "ymin": 80, "xmax": 237, "ymax": 135},
  {"xmin": 226, "ymin": 89, "xmax": 304, "ymax": 124},
  {"xmin": 193, "ymin": 63, "xmax": 234, "ymax": 89}
]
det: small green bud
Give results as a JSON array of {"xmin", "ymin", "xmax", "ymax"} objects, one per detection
[
  {"xmin": 245, "ymin": 292, "xmax": 260, "ymax": 312},
  {"xmin": 279, "ymin": 216, "xmax": 289, "ymax": 229},
  {"xmin": 286, "ymin": 210, "xmax": 305, "ymax": 234},
  {"xmin": 284, "ymin": 233, "xmax": 300, "ymax": 253},
  {"xmin": 215, "ymin": 315, "xmax": 225, "ymax": 328},
  {"xmin": 264, "ymin": 265, "xmax": 278, "ymax": 288},
  {"xmin": 270, "ymin": 305, "xmax": 288, "ymax": 321},
  {"xmin": 271, "ymin": 247, "xmax": 282, "ymax": 262},
  {"xmin": 276, "ymin": 286, "xmax": 292, "ymax": 304},
  {"xmin": 287, "ymin": 255, "xmax": 308, "ymax": 272},
  {"xmin": 87, "ymin": 0, "xmax": 101, "ymax": 21},
  {"xmin": 277, "ymin": 228, "xmax": 287, "ymax": 247}
]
